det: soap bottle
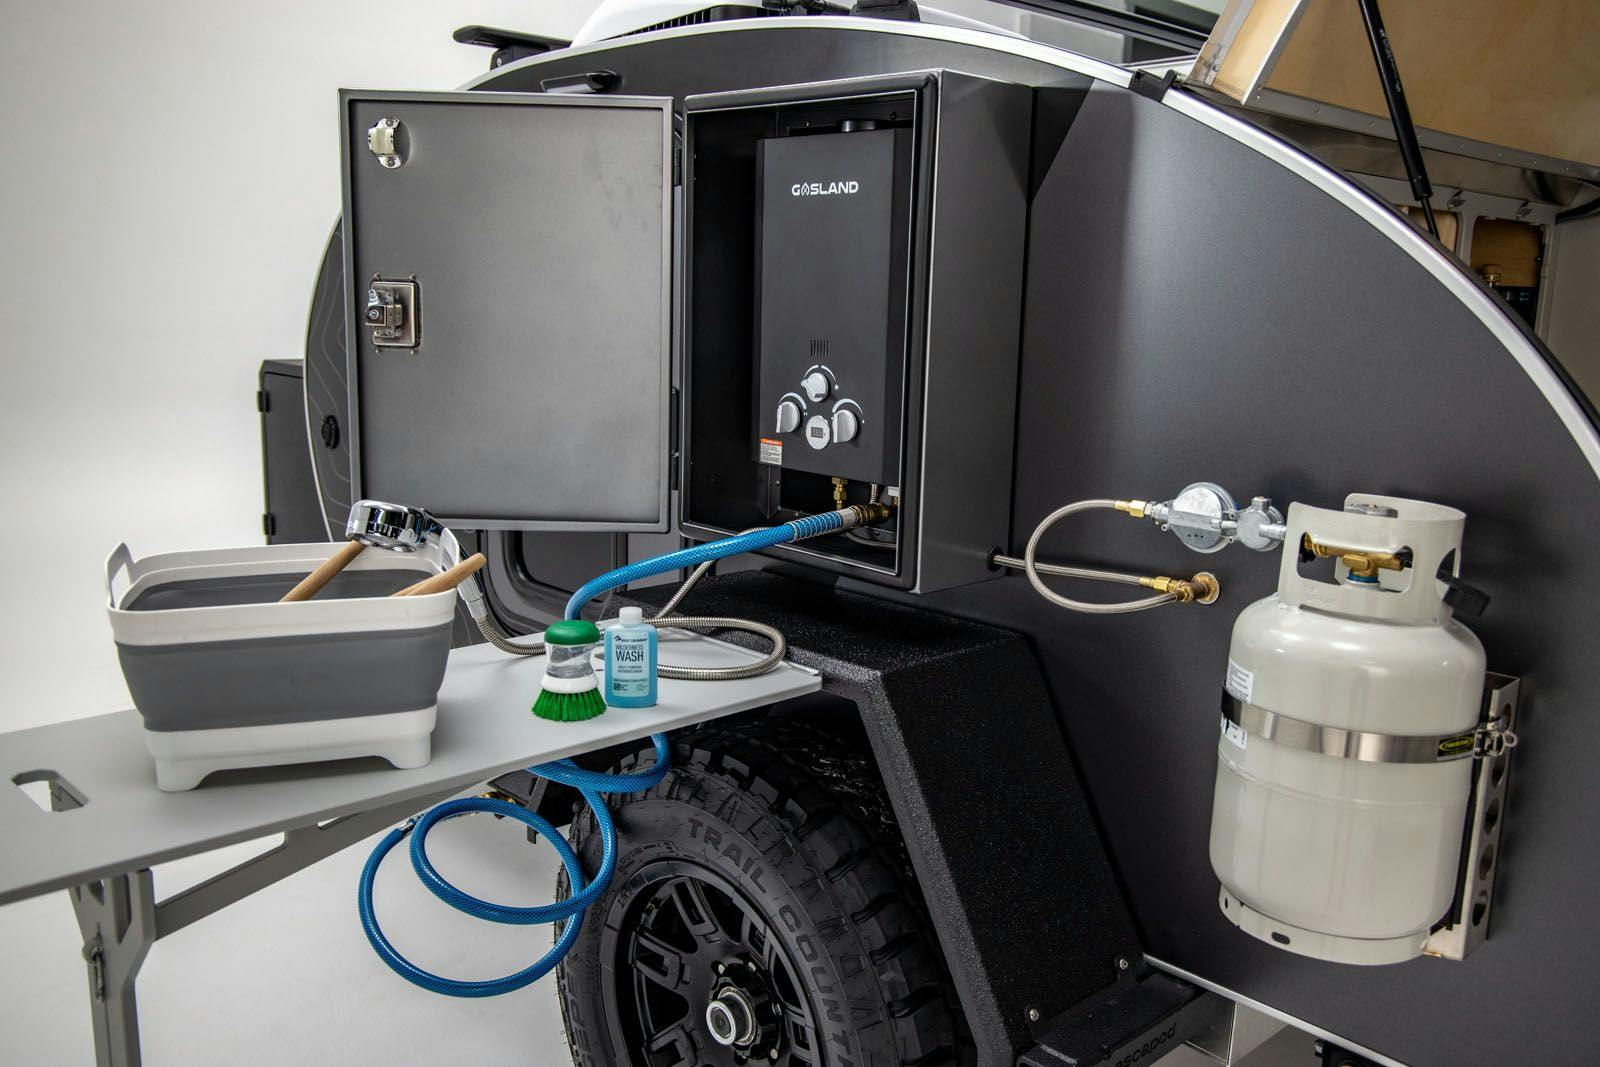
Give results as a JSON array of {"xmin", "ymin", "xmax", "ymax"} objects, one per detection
[{"xmin": 604, "ymin": 606, "xmax": 658, "ymax": 708}]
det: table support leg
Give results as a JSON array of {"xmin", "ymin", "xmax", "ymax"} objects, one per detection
[
  {"xmin": 71, "ymin": 869, "xmax": 156, "ymax": 1067},
  {"xmin": 55, "ymin": 787, "xmax": 456, "ymax": 1066}
]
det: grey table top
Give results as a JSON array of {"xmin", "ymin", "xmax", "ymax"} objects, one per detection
[{"xmin": 0, "ymin": 634, "xmax": 820, "ymax": 906}]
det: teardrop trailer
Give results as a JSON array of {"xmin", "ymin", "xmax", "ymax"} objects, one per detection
[{"xmin": 7, "ymin": 3, "xmax": 1600, "ymax": 1066}]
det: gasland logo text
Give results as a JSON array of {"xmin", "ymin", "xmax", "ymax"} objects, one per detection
[{"xmin": 791, "ymin": 180, "xmax": 861, "ymax": 197}]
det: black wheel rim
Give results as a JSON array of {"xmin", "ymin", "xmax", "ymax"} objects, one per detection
[{"xmin": 600, "ymin": 859, "xmax": 822, "ymax": 1067}]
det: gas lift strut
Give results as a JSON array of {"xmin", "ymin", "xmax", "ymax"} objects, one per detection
[{"xmin": 1355, "ymin": 0, "xmax": 1439, "ymax": 239}]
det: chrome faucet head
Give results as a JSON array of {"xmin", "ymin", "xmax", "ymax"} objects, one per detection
[{"xmin": 345, "ymin": 499, "xmax": 443, "ymax": 552}]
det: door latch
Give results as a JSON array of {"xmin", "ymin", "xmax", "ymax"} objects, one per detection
[
  {"xmin": 367, "ymin": 117, "xmax": 404, "ymax": 169},
  {"xmin": 365, "ymin": 280, "xmax": 419, "ymax": 348}
]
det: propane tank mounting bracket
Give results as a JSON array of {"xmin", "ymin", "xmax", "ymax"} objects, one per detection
[
  {"xmin": 1423, "ymin": 672, "xmax": 1521, "ymax": 961},
  {"xmin": 1221, "ymin": 695, "xmax": 1517, "ymax": 764}
]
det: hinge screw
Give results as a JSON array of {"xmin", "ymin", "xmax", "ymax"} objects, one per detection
[{"xmin": 1027, "ymin": 1007, "xmax": 1040, "ymax": 1022}]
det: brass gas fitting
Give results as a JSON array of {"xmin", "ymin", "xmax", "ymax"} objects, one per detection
[
  {"xmin": 1140, "ymin": 571, "xmax": 1220, "ymax": 605},
  {"xmin": 1141, "ymin": 575, "xmax": 1189, "ymax": 600},
  {"xmin": 846, "ymin": 501, "xmax": 894, "ymax": 529},
  {"xmin": 1115, "ymin": 499, "xmax": 1150, "ymax": 519},
  {"xmin": 1300, "ymin": 534, "xmax": 1410, "ymax": 578}
]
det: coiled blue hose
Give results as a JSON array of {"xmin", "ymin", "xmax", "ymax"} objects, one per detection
[
  {"xmin": 357, "ymin": 736, "xmax": 670, "ymax": 997},
  {"xmin": 358, "ymin": 516, "xmax": 843, "ymax": 998}
]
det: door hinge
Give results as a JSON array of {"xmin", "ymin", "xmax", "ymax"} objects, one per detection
[
  {"xmin": 82, "ymin": 938, "xmax": 106, "ymax": 1002},
  {"xmin": 669, "ymin": 386, "xmax": 681, "ymax": 491},
  {"xmin": 673, "ymin": 146, "xmax": 683, "ymax": 187},
  {"xmin": 256, "ymin": 389, "xmax": 269, "ymax": 413},
  {"xmin": 263, "ymin": 513, "xmax": 277, "ymax": 538}
]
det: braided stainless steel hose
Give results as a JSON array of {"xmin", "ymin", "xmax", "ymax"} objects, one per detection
[
  {"xmin": 474, "ymin": 610, "xmax": 786, "ymax": 680},
  {"xmin": 471, "ymin": 508, "xmax": 892, "ymax": 677},
  {"xmin": 1020, "ymin": 499, "xmax": 1218, "ymax": 613},
  {"xmin": 472, "ymin": 540, "xmax": 787, "ymax": 683}
]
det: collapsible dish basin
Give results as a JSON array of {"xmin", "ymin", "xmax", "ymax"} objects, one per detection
[{"xmin": 105, "ymin": 536, "xmax": 460, "ymax": 791}]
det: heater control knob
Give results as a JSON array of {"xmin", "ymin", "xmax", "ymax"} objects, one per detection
[
  {"xmin": 803, "ymin": 415, "xmax": 831, "ymax": 450},
  {"xmin": 775, "ymin": 399, "xmax": 803, "ymax": 434},
  {"xmin": 802, "ymin": 371, "xmax": 832, "ymax": 403},
  {"xmin": 832, "ymin": 407, "xmax": 860, "ymax": 444}
]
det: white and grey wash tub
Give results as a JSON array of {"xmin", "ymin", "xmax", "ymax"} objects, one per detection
[{"xmin": 105, "ymin": 537, "xmax": 459, "ymax": 790}]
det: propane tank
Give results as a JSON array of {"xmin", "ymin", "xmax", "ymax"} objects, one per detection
[{"xmin": 1209, "ymin": 494, "xmax": 1487, "ymax": 965}]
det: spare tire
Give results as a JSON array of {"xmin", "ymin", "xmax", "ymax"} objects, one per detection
[{"xmin": 557, "ymin": 719, "xmax": 956, "ymax": 1067}]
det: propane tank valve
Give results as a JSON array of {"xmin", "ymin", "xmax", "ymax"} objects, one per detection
[{"xmin": 1299, "ymin": 533, "xmax": 1412, "ymax": 578}]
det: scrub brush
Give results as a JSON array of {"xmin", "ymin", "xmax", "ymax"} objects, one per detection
[{"xmin": 533, "ymin": 620, "xmax": 605, "ymax": 722}]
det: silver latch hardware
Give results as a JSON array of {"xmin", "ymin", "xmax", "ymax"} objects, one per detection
[
  {"xmin": 367, "ymin": 117, "xmax": 403, "ymax": 169},
  {"xmin": 365, "ymin": 291, "xmax": 403, "ymax": 329},
  {"xmin": 365, "ymin": 280, "xmax": 419, "ymax": 348}
]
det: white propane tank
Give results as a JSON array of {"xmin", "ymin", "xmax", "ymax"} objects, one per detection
[{"xmin": 1209, "ymin": 494, "xmax": 1487, "ymax": 965}]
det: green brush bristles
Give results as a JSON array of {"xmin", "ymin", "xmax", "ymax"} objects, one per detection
[
  {"xmin": 532, "ymin": 686, "xmax": 606, "ymax": 722},
  {"xmin": 535, "ymin": 619, "xmax": 605, "ymax": 722}
]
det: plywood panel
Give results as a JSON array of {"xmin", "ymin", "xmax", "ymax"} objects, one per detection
[
  {"xmin": 1469, "ymin": 217, "xmax": 1543, "ymax": 288},
  {"xmin": 1208, "ymin": 0, "xmax": 1303, "ymax": 100},
  {"xmin": 1201, "ymin": 0, "xmax": 1600, "ymax": 167},
  {"xmin": 1402, "ymin": 206, "xmax": 1458, "ymax": 251}
]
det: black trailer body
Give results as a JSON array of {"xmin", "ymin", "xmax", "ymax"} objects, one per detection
[{"xmin": 300, "ymin": 18, "xmax": 1600, "ymax": 1067}]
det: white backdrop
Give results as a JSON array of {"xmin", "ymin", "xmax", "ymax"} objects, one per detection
[
  {"xmin": 1, "ymin": 9, "xmax": 605, "ymax": 1064},
  {"xmin": 0, "ymin": 0, "xmax": 601, "ymax": 731},
  {"xmin": 0, "ymin": 7, "xmax": 1317, "ymax": 1065}
]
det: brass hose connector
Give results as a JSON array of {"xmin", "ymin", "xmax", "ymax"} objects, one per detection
[
  {"xmin": 831, "ymin": 476, "xmax": 848, "ymax": 509},
  {"xmin": 478, "ymin": 788, "xmax": 519, "ymax": 816},
  {"xmin": 1140, "ymin": 571, "xmax": 1220, "ymax": 605},
  {"xmin": 1115, "ymin": 499, "xmax": 1150, "ymax": 519},
  {"xmin": 845, "ymin": 501, "xmax": 894, "ymax": 529}
]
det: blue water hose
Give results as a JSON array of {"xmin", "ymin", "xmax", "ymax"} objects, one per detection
[
  {"xmin": 563, "ymin": 511, "xmax": 847, "ymax": 621},
  {"xmin": 357, "ymin": 514, "xmax": 846, "ymax": 997}
]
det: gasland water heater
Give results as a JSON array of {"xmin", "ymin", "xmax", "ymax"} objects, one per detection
[
  {"xmin": 679, "ymin": 71, "xmax": 1033, "ymax": 592},
  {"xmin": 753, "ymin": 123, "xmax": 911, "ymax": 488}
]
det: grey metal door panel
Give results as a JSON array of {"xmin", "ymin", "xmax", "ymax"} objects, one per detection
[{"xmin": 341, "ymin": 91, "xmax": 673, "ymax": 531}]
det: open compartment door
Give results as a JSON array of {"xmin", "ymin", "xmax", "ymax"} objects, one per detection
[{"xmin": 340, "ymin": 90, "xmax": 674, "ymax": 531}]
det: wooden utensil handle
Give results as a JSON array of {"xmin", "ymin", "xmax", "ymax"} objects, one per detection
[
  {"xmin": 394, "ymin": 553, "xmax": 487, "ymax": 597},
  {"xmin": 279, "ymin": 539, "xmax": 365, "ymax": 603}
]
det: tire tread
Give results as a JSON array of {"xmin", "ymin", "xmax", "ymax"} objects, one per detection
[{"xmin": 557, "ymin": 716, "xmax": 957, "ymax": 1067}]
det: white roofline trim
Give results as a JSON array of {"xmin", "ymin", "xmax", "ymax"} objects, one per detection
[{"xmin": 465, "ymin": 15, "xmax": 1134, "ymax": 92}]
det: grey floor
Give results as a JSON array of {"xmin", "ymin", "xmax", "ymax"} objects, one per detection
[
  {"xmin": 1170, "ymin": 1026, "xmax": 1319, "ymax": 1067},
  {"xmin": 0, "ymin": 814, "xmax": 569, "ymax": 1064},
  {"xmin": 0, "ymin": 815, "xmax": 1314, "ymax": 1066}
]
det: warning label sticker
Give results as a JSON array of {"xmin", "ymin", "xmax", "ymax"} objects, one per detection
[
  {"xmin": 1224, "ymin": 659, "xmax": 1254, "ymax": 703},
  {"xmin": 1221, "ymin": 714, "xmax": 1248, "ymax": 751},
  {"xmin": 758, "ymin": 438, "xmax": 783, "ymax": 467}
]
